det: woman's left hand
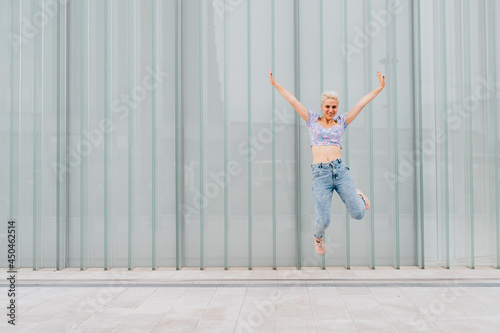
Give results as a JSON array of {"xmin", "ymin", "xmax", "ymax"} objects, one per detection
[{"xmin": 377, "ymin": 71, "xmax": 385, "ymax": 89}]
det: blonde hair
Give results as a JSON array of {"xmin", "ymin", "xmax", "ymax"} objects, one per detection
[{"xmin": 320, "ymin": 91, "xmax": 339, "ymax": 105}]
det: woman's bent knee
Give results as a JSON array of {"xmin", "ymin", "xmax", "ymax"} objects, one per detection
[
  {"xmin": 316, "ymin": 215, "xmax": 331, "ymax": 228},
  {"xmin": 351, "ymin": 208, "xmax": 365, "ymax": 220}
]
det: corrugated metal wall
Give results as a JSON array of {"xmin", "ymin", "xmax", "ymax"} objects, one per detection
[{"xmin": 1, "ymin": 0, "xmax": 499, "ymax": 270}]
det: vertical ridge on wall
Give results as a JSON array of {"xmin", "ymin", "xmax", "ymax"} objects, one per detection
[
  {"xmin": 84, "ymin": 0, "xmax": 90, "ymax": 270},
  {"xmin": 319, "ymin": 0, "xmax": 325, "ymax": 270},
  {"xmin": 441, "ymin": 0, "xmax": 450, "ymax": 269},
  {"xmin": 55, "ymin": 0, "xmax": 62, "ymax": 270},
  {"xmin": 478, "ymin": 0, "xmax": 488, "ymax": 269},
  {"xmin": 199, "ymin": 0, "xmax": 205, "ymax": 270},
  {"xmin": 461, "ymin": 0, "xmax": 474, "ymax": 269},
  {"xmin": 389, "ymin": 0, "xmax": 400, "ymax": 269},
  {"xmin": 103, "ymin": 0, "xmax": 109, "ymax": 270},
  {"xmin": 483, "ymin": 0, "xmax": 498, "ymax": 269},
  {"xmin": 175, "ymin": 0, "xmax": 182, "ymax": 270},
  {"xmin": 32, "ymin": 0, "xmax": 37, "ymax": 270},
  {"xmin": 484, "ymin": 0, "xmax": 499, "ymax": 267},
  {"xmin": 482, "ymin": 0, "xmax": 493, "ymax": 268},
  {"xmin": 152, "ymin": 0, "xmax": 157, "ymax": 270},
  {"xmin": 40, "ymin": 0, "xmax": 45, "ymax": 270},
  {"xmin": 271, "ymin": 0, "xmax": 277, "ymax": 271},
  {"xmin": 65, "ymin": 0, "xmax": 70, "ymax": 269},
  {"xmin": 79, "ymin": 0, "xmax": 85, "ymax": 270},
  {"xmin": 343, "ymin": 0, "xmax": 350, "ymax": 270},
  {"xmin": 481, "ymin": 0, "xmax": 490, "ymax": 266},
  {"xmin": 41, "ymin": 0, "xmax": 46, "ymax": 270},
  {"xmin": 432, "ymin": 0, "xmax": 439, "ymax": 268},
  {"xmin": 433, "ymin": 0, "xmax": 450, "ymax": 269},
  {"xmin": 365, "ymin": 0, "xmax": 375, "ymax": 270},
  {"xmin": 127, "ymin": 0, "xmax": 134, "ymax": 271},
  {"xmin": 224, "ymin": 0, "xmax": 229, "ymax": 270},
  {"xmin": 294, "ymin": 0, "xmax": 301, "ymax": 270},
  {"xmin": 410, "ymin": 0, "xmax": 417, "ymax": 267},
  {"xmin": 247, "ymin": 0, "xmax": 253, "ymax": 270},
  {"xmin": 487, "ymin": 0, "xmax": 500, "ymax": 269},
  {"xmin": 413, "ymin": 0, "xmax": 425, "ymax": 269}
]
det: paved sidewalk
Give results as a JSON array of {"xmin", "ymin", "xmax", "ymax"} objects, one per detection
[{"xmin": 1, "ymin": 266, "xmax": 499, "ymax": 332}]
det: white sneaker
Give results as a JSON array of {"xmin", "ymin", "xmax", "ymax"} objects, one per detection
[{"xmin": 315, "ymin": 237, "xmax": 325, "ymax": 255}]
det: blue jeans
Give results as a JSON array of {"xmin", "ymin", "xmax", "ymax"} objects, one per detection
[{"xmin": 311, "ymin": 158, "xmax": 366, "ymax": 240}]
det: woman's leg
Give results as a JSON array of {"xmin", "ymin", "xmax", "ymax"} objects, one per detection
[
  {"xmin": 312, "ymin": 168, "xmax": 334, "ymax": 240},
  {"xmin": 334, "ymin": 165, "xmax": 366, "ymax": 220}
]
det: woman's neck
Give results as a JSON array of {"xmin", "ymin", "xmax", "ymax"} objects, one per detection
[{"xmin": 320, "ymin": 117, "xmax": 337, "ymax": 125}]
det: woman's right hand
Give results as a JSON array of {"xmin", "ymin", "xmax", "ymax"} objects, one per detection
[
  {"xmin": 269, "ymin": 69, "xmax": 277, "ymax": 86},
  {"xmin": 377, "ymin": 71, "xmax": 385, "ymax": 89}
]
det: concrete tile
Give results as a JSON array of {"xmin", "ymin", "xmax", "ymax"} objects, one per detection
[
  {"xmin": 133, "ymin": 287, "xmax": 187, "ymax": 314},
  {"xmin": 110, "ymin": 313, "xmax": 165, "ymax": 332},
  {"xmin": 72, "ymin": 321, "xmax": 118, "ymax": 332},
  {"xmin": 237, "ymin": 290, "xmax": 277, "ymax": 332},
  {"xmin": 152, "ymin": 314, "xmax": 201, "ymax": 332},
  {"xmin": 310, "ymin": 300, "xmax": 353, "ymax": 321},
  {"xmin": 29, "ymin": 319, "xmax": 83, "ymax": 333},
  {"xmin": 446, "ymin": 295, "xmax": 499, "ymax": 317},
  {"xmin": 392, "ymin": 318, "xmax": 442, "ymax": 332},
  {"xmin": 431, "ymin": 319, "xmax": 484, "ymax": 333},
  {"xmin": 314, "ymin": 319, "xmax": 358, "ymax": 332},
  {"xmin": 170, "ymin": 288, "xmax": 217, "ymax": 309},
  {"xmin": 198, "ymin": 305, "xmax": 241, "ymax": 320},
  {"xmin": 468, "ymin": 315, "xmax": 500, "ymax": 332},
  {"xmin": 276, "ymin": 289, "xmax": 314, "ymax": 326},
  {"xmin": 276, "ymin": 316, "xmax": 316, "ymax": 333},
  {"xmin": 193, "ymin": 320, "xmax": 236, "ymax": 333},
  {"xmin": 104, "ymin": 287, "xmax": 157, "ymax": 309},
  {"xmin": 234, "ymin": 316, "xmax": 275, "ymax": 333},
  {"xmin": 341, "ymin": 295, "xmax": 393, "ymax": 322},
  {"xmin": 81, "ymin": 307, "xmax": 135, "ymax": 324},
  {"xmin": 413, "ymin": 302, "xmax": 464, "ymax": 320},
  {"xmin": 308, "ymin": 287, "xmax": 349, "ymax": 322},
  {"xmin": 354, "ymin": 319, "xmax": 400, "ymax": 333}
]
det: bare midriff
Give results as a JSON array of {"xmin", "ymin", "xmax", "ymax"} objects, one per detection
[{"xmin": 311, "ymin": 145, "xmax": 342, "ymax": 164}]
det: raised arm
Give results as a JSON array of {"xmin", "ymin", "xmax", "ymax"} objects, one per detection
[
  {"xmin": 346, "ymin": 71, "xmax": 385, "ymax": 126},
  {"xmin": 270, "ymin": 69, "xmax": 308, "ymax": 122}
]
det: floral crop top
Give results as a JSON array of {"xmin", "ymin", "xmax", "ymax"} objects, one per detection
[{"xmin": 306, "ymin": 108, "xmax": 348, "ymax": 148}]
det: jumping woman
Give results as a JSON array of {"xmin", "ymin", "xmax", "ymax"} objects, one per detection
[{"xmin": 269, "ymin": 69, "xmax": 385, "ymax": 255}]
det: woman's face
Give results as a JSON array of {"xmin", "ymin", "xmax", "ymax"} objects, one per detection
[{"xmin": 321, "ymin": 99, "xmax": 338, "ymax": 120}]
